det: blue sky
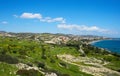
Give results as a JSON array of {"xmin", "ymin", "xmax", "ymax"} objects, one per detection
[{"xmin": 0, "ymin": 0, "xmax": 120, "ymax": 37}]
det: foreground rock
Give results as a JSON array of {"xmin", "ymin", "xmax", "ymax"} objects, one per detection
[
  {"xmin": 16, "ymin": 63, "xmax": 58, "ymax": 76},
  {"xmin": 45, "ymin": 72, "xmax": 57, "ymax": 76}
]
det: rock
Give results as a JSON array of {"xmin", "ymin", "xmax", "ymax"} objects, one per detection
[{"xmin": 45, "ymin": 72, "xmax": 57, "ymax": 76}]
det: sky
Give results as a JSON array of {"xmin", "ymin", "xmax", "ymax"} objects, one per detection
[{"xmin": 0, "ymin": 0, "xmax": 120, "ymax": 37}]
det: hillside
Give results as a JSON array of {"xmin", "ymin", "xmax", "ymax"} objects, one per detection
[{"xmin": 0, "ymin": 32, "xmax": 120, "ymax": 76}]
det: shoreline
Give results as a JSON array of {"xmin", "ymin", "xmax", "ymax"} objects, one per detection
[
  {"xmin": 89, "ymin": 39, "xmax": 120, "ymax": 54},
  {"xmin": 88, "ymin": 40, "xmax": 103, "ymax": 45},
  {"xmin": 88, "ymin": 38, "xmax": 113, "ymax": 45},
  {"xmin": 88, "ymin": 40, "xmax": 113, "ymax": 54}
]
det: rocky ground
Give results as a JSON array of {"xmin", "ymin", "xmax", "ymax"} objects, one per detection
[{"xmin": 57, "ymin": 54, "xmax": 120, "ymax": 76}]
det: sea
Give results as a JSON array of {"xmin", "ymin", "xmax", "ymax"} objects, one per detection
[{"xmin": 91, "ymin": 39, "xmax": 120, "ymax": 54}]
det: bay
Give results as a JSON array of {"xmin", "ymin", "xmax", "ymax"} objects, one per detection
[{"xmin": 91, "ymin": 39, "xmax": 120, "ymax": 54}]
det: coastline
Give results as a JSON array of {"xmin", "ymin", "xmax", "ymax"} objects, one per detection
[
  {"xmin": 88, "ymin": 40, "xmax": 103, "ymax": 45},
  {"xmin": 88, "ymin": 38, "xmax": 113, "ymax": 45},
  {"xmin": 88, "ymin": 40, "xmax": 113, "ymax": 54},
  {"xmin": 89, "ymin": 39, "xmax": 120, "ymax": 54}
]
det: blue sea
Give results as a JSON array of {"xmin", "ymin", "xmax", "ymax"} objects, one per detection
[{"xmin": 91, "ymin": 39, "xmax": 120, "ymax": 54}]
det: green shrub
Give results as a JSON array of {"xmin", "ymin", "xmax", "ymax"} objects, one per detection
[
  {"xmin": 16, "ymin": 69, "xmax": 44, "ymax": 76},
  {"xmin": 59, "ymin": 62, "xmax": 67, "ymax": 68},
  {"xmin": 50, "ymin": 58, "xmax": 55, "ymax": 63},
  {"xmin": 0, "ymin": 54, "xmax": 19, "ymax": 64},
  {"xmin": 36, "ymin": 62, "xmax": 45, "ymax": 69}
]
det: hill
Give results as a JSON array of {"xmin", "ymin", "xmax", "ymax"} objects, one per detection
[{"xmin": 0, "ymin": 32, "xmax": 120, "ymax": 76}]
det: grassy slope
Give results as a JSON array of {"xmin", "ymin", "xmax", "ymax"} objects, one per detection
[
  {"xmin": 0, "ymin": 36, "xmax": 120, "ymax": 76},
  {"xmin": 0, "ymin": 37, "xmax": 92, "ymax": 76}
]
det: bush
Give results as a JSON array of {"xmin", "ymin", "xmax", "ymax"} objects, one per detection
[
  {"xmin": 61, "ymin": 74, "xmax": 70, "ymax": 76},
  {"xmin": 26, "ymin": 63, "xmax": 33, "ymax": 67},
  {"xmin": 36, "ymin": 62, "xmax": 45, "ymax": 69},
  {"xmin": 41, "ymin": 55, "xmax": 47, "ymax": 59},
  {"xmin": 0, "ymin": 54, "xmax": 19, "ymax": 64},
  {"xmin": 50, "ymin": 58, "xmax": 55, "ymax": 63},
  {"xmin": 59, "ymin": 62, "xmax": 67, "ymax": 68},
  {"xmin": 16, "ymin": 69, "xmax": 44, "ymax": 76},
  {"xmin": 117, "ymin": 69, "xmax": 120, "ymax": 72}
]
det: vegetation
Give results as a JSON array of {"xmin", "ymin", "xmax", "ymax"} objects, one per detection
[
  {"xmin": 0, "ymin": 34, "xmax": 120, "ymax": 76},
  {"xmin": 16, "ymin": 69, "xmax": 43, "ymax": 76}
]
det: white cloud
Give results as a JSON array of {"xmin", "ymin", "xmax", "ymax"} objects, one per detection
[
  {"xmin": 20, "ymin": 13, "xmax": 42, "ymax": 19},
  {"xmin": 13, "ymin": 15, "xmax": 18, "ymax": 18},
  {"xmin": 19, "ymin": 12, "xmax": 65, "ymax": 23},
  {"xmin": 57, "ymin": 24, "xmax": 108, "ymax": 33},
  {"xmin": 53, "ymin": 17, "xmax": 66, "ymax": 23},
  {"xmin": 40, "ymin": 17, "xmax": 65, "ymax": 23},
  {"xmin": 1, "ymin": 21, "xmax": 8, "ymax": 24},
  {"xmin": 18, "ymin": 12, "xmax": 116, "ymax": 35}
]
